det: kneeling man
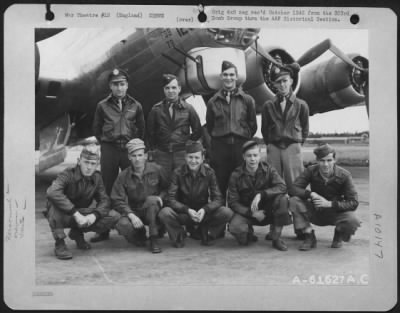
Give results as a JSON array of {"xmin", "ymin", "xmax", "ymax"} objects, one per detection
[
  {"xmin": 228, "ymin": 140, "xmax": 292, "ymax": 251},
  {"xmin": 111, "ymin": 139, "xmax": 169, "ymax": 253},
  {"xmin": 159, "ymin": 141, "xmax": 233, "ymax": 247},
  {"xmin": 46, "ymin": 145, "xmax": 120, "ymax": 260},
  {"xmin": 289, "ymin": 143, "xmax": 361, "ymax": 250}
]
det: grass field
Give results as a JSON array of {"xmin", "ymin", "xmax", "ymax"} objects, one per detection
[
  {"xmin": 302, "ymin": 144, "xmax": 369, "ymax": 166},
  {"xmin": 260, "ymin": 143, "xmax": 369, "ymax": 167}
]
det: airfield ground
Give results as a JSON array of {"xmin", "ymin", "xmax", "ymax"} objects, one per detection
[{"xmin": 35, "ymin": 144, "xmax": 370, "ymax": 290}]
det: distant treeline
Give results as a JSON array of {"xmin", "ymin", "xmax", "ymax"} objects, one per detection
[
  {"xmin": 253, "ymin": 131, "xmax": 369, "ymax": 144},
  {"xmin": 308, "ymin": 131, "xmax": 369, "ymax": 137}
]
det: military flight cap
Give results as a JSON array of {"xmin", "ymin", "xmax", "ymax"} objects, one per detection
[
  {"xmin": 313, "ymin": 143, "xmax": 335, "ymax": 159},
  {"xmin": 126, "ymin": 138, "xmax": 146, "ymax": 154},
  {"xmin": 108, "ymin": 68, "xmax": 129, "ymax": 83},
  {"xmin": 242, "ymin": 140, "xmax": 259, "ymax": 154},
  {"xmin": 162, "ymin": 74, "xmax": 178, "ymax": 87},
  {"xmin": 271, "ymin": 62, "xmax": 301, "ymax": 82},
  {"xmin": 80, "ymin": 144, "xmax": 100, "ymax": 160},
  {"xmin": 221, "ymin": 60, "xmax": 237, "ymax": 72},
  {"xmin": 185, "ymin": 140, "xmax": 204, "ymax": 154}
]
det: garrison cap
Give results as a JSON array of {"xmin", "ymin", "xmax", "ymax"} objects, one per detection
[
  {"xmin": 271, "ymin": 62, "xmax": 300, "ymax": 82},
  {"xmin": 185, "ymin": 140, "xmax": 204, "ymax": 154},
  {"xmin": 313, "ymin": 143, "xmax": 335, "ymax": 159},
  {"xmin": 108, "ymin": 68, "xmax": 129, "ymax": 83},
  {"xmin": 242, "ymin": 140, "xmax": 259, "ymax": 154},
  {"xmin": 162, "ymin": 74, "xmax": 178, "ymax": 87},
  {"xmin": 80, "ymin": 144, "xmax": 100, "ymax": 160},
  {"xmin": 221, "ymin": 60, "xmax": 237, "ymax": 72},
  {"xmin": 126, "ymin": 138, "xmax": 146, "ymax": 154}
]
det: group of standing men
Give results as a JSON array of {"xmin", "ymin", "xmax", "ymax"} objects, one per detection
[{"xmin": 46, "ymin": 61, "xmax": 361, "ymax": 260}]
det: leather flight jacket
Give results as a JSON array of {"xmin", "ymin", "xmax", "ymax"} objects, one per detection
[
  {"xmin": 261, "ymin": 93, "xmax": 309, "ymax": 148},
  {"xmin": 93, "ymin": 94, "xmax": 145, "ymax": 144},
  {"xmin": 227, "ymin": 161, "xmax": 287, "ymax": 217},
  {"xmin": 290, "ymin": 164, "xmax": 359, "ymax": 212},
  {"xmin": 111, "ymin": 162, "xmax": 169, "ymax": 216},
  {"xmin": 147, "ymin": 98, "xmax": 202, "ymax": 152},
  {"xmin": 167, "ymin": 163, "xmax": 224, "ymax": 214},
  {"xmin": 206, "ymin": 88, "xmax": 257, "ymax": 139},
  {"xmin": 46, "ymin": 166, "xmax": 110, "ymax": 219}
]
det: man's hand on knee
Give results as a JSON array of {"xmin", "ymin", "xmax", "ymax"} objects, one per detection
[
  {"xmin": 86, "ymin": 213, "xmax": 97, "ymax": 226},
  {"xmin": 311, "ymin": 194, "xmax": 332, "ymax": 209},
  {"xmin": 251, "ymin": 193, "xmax": 261, "ymax": 213},
  {"xmin": 197, "ymin": 208, "xmax": 206, "ymax": 222},
  {"xmin": 73, "ymin": 211, "xmax": 89, "ymax": 228},
  {"xmin": 128, "ymin": 213, "xmax": 144, "ymax": 229},
  {"xmin": 252, "ymin": 210, "xmax": 266, "ymax": 222},
  {"xmin": 188, "ymin": 208, "xmax": 200, "ymax": 223}
]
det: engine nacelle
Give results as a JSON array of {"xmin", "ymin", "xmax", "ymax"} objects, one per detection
[
  {"xmin": 298, "ymin": 54, "xmax": 368, "ymax": 115},
  {"xmin": 242, "ymin": 45, "xmax": 300, "ymax": 113},
  {"xmin": 182, "ymin": 47, "xmax": 246, "ymax": 95}
]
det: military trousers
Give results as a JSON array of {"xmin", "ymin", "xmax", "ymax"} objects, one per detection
[
  {"xmin": 159, "ymin": 206, "xmax": 234, "ymax": 242},
  {"xmin": 267, "ymin": 143, "xmax": 304, "ymax": 190},
  {"xmin": 153, "ymin": 149, "xmax": 186, "ymax": 177},
  {"xmin": 114, "ymin": 197, "xmax": 163, "ymax": 243},
  {"xmin": 100, "ymin": 142, "xmax": 130, "ymax": 195},
  {"xmin": 47, "ymin": 205, "xmax": 120, "ymax": 241},
  {"xmin": 229, "ymin": 194, "xmax": 292, "ymax": 243},
  {"xmin": 289, "ymin": 196, "xmax": 361, "ymax": 238},
  {"xmin": 210, "ymin": 136, "xmax": 247, "ymax": 196}
]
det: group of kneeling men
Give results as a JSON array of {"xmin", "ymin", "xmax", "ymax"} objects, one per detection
[{"xmin": 46, "ymin": 139, "xmax": 361, "ymax": 260}]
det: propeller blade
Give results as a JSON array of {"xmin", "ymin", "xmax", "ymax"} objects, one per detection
[
  {"xmin": 297, "ymin": 39, "xmax": 367, "ymax": 72},
  {"xmin": 329, "ymin": 43, "xmax": 367, "ymax": 71},
  {"xmin": 297, "ymin": 39, "xmax": 331, "ymax": 67},
  {"xmin": 250, "ymin": 45, "xmax": 283, "ymax": 67}
]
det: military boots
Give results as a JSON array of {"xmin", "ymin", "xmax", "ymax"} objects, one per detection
[
  {"xmin": 200, "ymin": 226, "xmax": 215, "ymax": 246},
  {"xmin": 69, "ymin": 228, "xmax": 91, "ymax": 250},
  {"xmin": 272, "ymin": 239, "xmax": 288, "ymax": 251},
  {"xmin": 150, "ymin": 236, "xmax": 162, "ymax": 253},
  {"xmin": 299, "ymin": 230, "xmax": 317, "ymax": 251},
  {"xmin": 54, "ymin": 239, "xmax": 73, "ymax": 260},
  {"xmin": 331, "ymin": 229, "xmax": 344, "ymax": 248}
]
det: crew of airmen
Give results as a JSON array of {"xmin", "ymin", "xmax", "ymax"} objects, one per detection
[{"xmin": 46, "ymin": 62, "xmax": 361, "ymax": 260}]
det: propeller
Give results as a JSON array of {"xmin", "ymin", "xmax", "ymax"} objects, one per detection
[
  {"xmin": 248, "ymin": 38, "xmax": 369, "ymax": 115},
  {"xmin": 250, "ymin": 44, "xmax": 284, "ymax": 68},
  {"xmin": 297, "ymin": 39, "xmax": 367, "ymax": 72}
]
